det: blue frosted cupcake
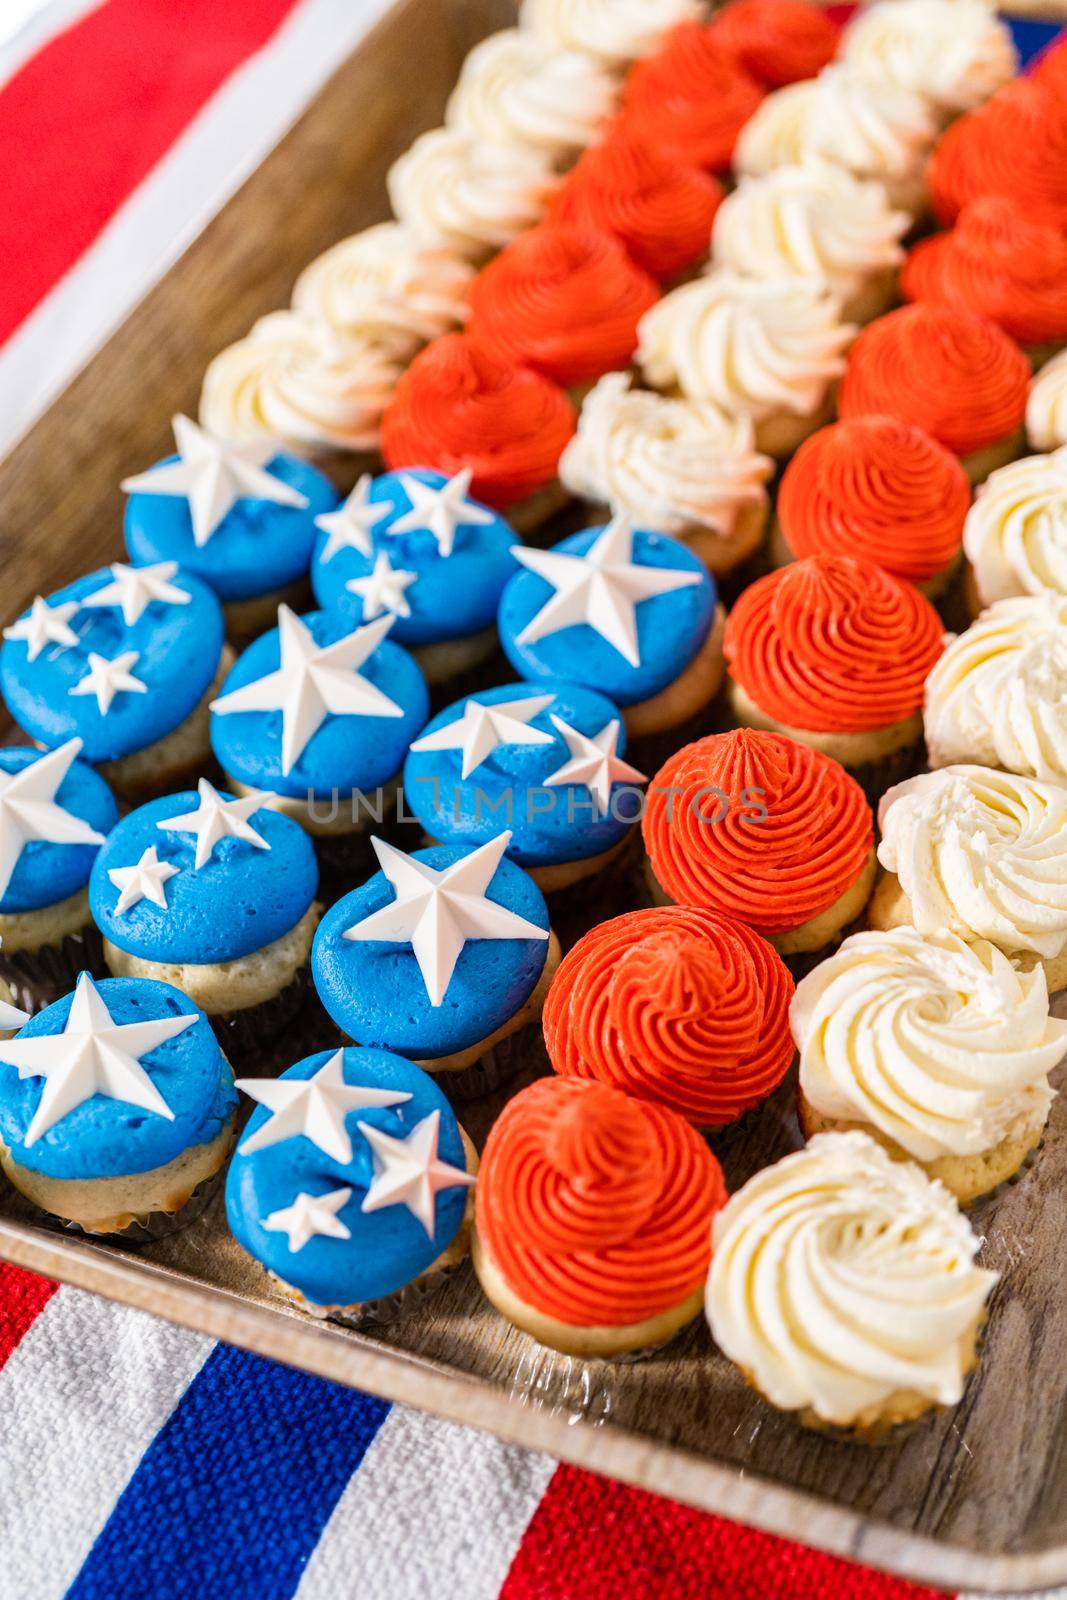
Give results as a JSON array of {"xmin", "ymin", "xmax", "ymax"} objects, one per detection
[
  {"xmin": 89, "ymin": 781, "xmax": 319, "ymax": 1054},
  {"xmin": 497, "ymin": 515, "xmax": 723, "ymax": 738},
  {"xmin": 404, "ymin": 679, "xmax": 646, "ymax": 893},
  {"xmin": 1, "ymin": 562, "xmax": 228, "ymax": 799},
  {"xmin": 226, "ymin": 1045, "xmax": 476, "ymax": 1325},
  {"xmin": 312, "ymin": 832, "xmax": 558, "ymax": 1094},
  {"xmin": 123, "ymin": 414, "xmax": 338, "ymax": 644},
  {"xmin": 0, "ymin": 740, "xmax": 119, "ymax": 1010},
  {"xmin": 0, "ymin": 973, "xmax": 236, "ymax": 1238}
]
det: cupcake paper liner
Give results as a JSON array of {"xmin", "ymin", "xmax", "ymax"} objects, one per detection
[
  {"xmin": 209, "ymin": 966, "xmax": 311, "ymax": 1059},
  {"xmin": 0, "ymin": 923, "xmax": 106, "ymax": 1014},
  {"xmin": 38, "ymin": 1164, "xmax": 226, "ymax": 1246},
  {"xmin": 430, "ymin": 1022, "xmax": 543, "ymax": 1103}
]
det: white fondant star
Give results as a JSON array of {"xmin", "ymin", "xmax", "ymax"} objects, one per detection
[
  {"xmin": 512, "ymin": 515, "xmax": 702, "ymax": 668},
  {"xmin": 157, "ymin": 778, "xmax": 272, "ymax": 871},
  {"xmin": 387, "ymin": 468, "xmax": 495, "ymax": 558},
  {"xmin": 346, "ymin": 551, "xmax": 418, "ymax": 621},
  {"xmin": 121, "ymin": 414, "xmax": 308, "ymax": 547},
  {"xmin": 359, "ymin": 1110, "xmax": 474, "ymax": 1239},
  {"xmin": 544, "ymin": 715, "xmax": 647, "ymax": 819},
  {"xmin": 0, "ymin": 943, "xmax": 29, "ymax": 1036},
  {"xmin": 0, "ymin": 971, "xmax": 196, "ymax": 1147},
  {"xmin": 0, "ymin": 740, "xmax": 106, "ymax": 903},
  {"xmin": 81, "ymin": 561, "xmax": 191, "ymax": 626},
  {"xmin": 210, "ymin": 605, "xmax": 403, "ymax": 776},
  {"xmin": 107, "ymin": 845, "xmax": 180, "ymax": 913},
  {"xmin": 237, "ymin": 1049, "xmax": 412, "ymax": 1164},
  {"xmin": 409, "ymin": 692, "xmax": 555, "ymax": 780},
  {"xmin": 263, "ymin": 1186, "xmax": 353, "ymax": 1253},
  {"xmin": 314, "ymin": 474, "xmax": 392, "ymax": 562},
  {"xmin": 343, "ymin": 832, "xmax": 548, "ymax": 1007},
  {"xmin": 68, "ymin": 650, "xmax": 147, "ymax": 714},
  {"xmin": 3, "ymin": 595, "xmax": 79, "ymax": 661}
]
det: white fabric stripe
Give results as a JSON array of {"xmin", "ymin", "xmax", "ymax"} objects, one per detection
[
  {"xmin": 0, "ymin": 0, "xmax": 395, "ymax": 454},
  {"xmin": 0, "ymin": 0, "xmax": 105, "ymax": 87},
  {"xmin": 0, "ymin": 1286, "xmax": 213, "ymax": 1600},
  {"xmin": 295, "ymin": 1406, "xmax": 557, "ymax": 1600}
]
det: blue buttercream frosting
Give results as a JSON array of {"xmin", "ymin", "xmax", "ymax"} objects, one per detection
[
  {"xmin": 0, "ymin": 976, "xmax": 235, "ymax": 1181},
  {"xmin": 88, "ymin": 790, "xmax": 318, "ymax": 964},
  {"xmin": 0, "ymin": 745, "xmax": 118, "ymax": 914},
  {"xmin": 402, "ymin": 679, "xmax": 642, "ymax": 868},
  {"xmin": 312, "ymin": 843, "xmax": 550, "ymax": 1060},
  {"xmin": 125, "ymin": 453, "xmax": 337, "ymax": 603},
  {"xmin": 311, "ymin": 468, "xmax": 518, "ymax": 646},
  {"xmin": 0, "ymin": 567, "xmax": 225, "ymax": 763},
  {"xmin": 225, "ymin": 1046, "xmax": 470, "ymax": 1305},
  {"xmin": 497, "ymin": 525, "xmax": 716, "ymax": 706}
]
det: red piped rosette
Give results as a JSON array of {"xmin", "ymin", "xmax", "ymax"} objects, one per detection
[
  {"xmin": 777, "ymin": 414, "xmax": 970, "ymax": 584},
  {"xmin": 723, "ymin": 554, "xmax": 945, "ymax": 734},
  {"xmin": 707, "ymin": 0, "xmax": 839, "ymax": 87},
  {"xmin": 543, "ymin": 905, "xmax": 795, "ymax": 1127},
  {"xmin": 642, "ymin": 730, "xmax": 873, "ymax": 935},
  {"xmin": 1033, "ymin": 36, "xmax": 1067, "ymax": 97},
  {"xmin": 379, "ymin": 333, "xmax": 576, "ymax": 509},
  {"xmin": 466, "ymin": 224, "xmax": 660, "ymax": 388},
  {"xmin": 546, "ymin": 120, "xmax": 724, "ymax": 283},
  {"xmin": 928, "ymin": 80, "xmax": 1067, "ymax": 227},
  {"xmin": 619, "ymin": 22, "xmax": 765, "ymax": 173},
  {"xmin": 474, "ymin": 1075, "xmax": 726, "ymax": 1328},
  {"xmin": 837, "ymin": 303, "xmax": 1030, "ymax": 460}
]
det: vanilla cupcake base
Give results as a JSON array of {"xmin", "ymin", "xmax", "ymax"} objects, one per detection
[
  {"xmin": 754, "ymin": 391, "xmax": 837, "ymax": 460},
  {"xmin": 414, "ymin": 625, "xmax": 500, "ymax": 687},
  {"xmin": 769, "ymin": 520, "xmax": 961, "ymax": 600},
  {"xmin": 223, "ymin": 578, "xmax": 313, "ymax": 649},
  {"xmin": 625, "ymin": 605, "xmax": 726, "ymax": 739},
  {"xmin": 840, "ymin": 268, "xmax": 900, "ymax": 328},
  {"xmin": 101, "ymin": 645, "xmax": 235, "ymax": 799},
  {"xmin": 961, "ymin": 427, "xmax": 1026, "ymax": 488},
  {"xmin": 529, "ymin": 833, "xmax": 636, "ymax": 894},
  {"xmin": 728, "ymin": 680, "xmax": 922, "ymax": 767}
]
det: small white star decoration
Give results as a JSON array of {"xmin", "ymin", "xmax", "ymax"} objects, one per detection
[
  {"xmin": 343, "ymin": 832, "xmax": 547, "ymax": 1007},
  {"xmin": 409, "ymin": 692, "xmax": 555, "ymax": 779},
  {"xmin": 81, "ymin": 562, "xmax": 190, "ymax": 626},
  {"xmin": 359, "ymin": 1109, "xmax": 474, "ymax": 1239},
  {"xmin": 3, "ymin": 596, "xmax": 79, "ymax": 661},
  {"xmin": 264, "ymin": 1186, "xmax": 353, "ymax": 1253},
  {"xmin": 387, "ymin": 468, "xmax": 494, "ymax": 558},
  {"xmin": 68, "ymin": 650, "xmax": 147, "ymax": 715},
  {"xmin": 121, "ymin": 414, "xmax": 308, "ymax": 547},
  {"xmin": 158, "ymin": 778, "xmax": 272, "ymax": 871},
  {"xmin": 0, "ymin": 740, "xmax": 106, "ymax": 901},
  {"xmin": 107, "ymin": 845, "xmax": 181, "ymax": 914},
  {"xmin": 237, "ymin": 1050, "xmax": 412, "ymax": 1164},
  {"xmin": 314, "ymin": 474, "xmax": 392, "ymax": 562},
  {"xmin": 544, "ymin": 715, "xmax": 646, "ymax": 819},
  {"xmin": 346, "ymin": 551, "xmax": 417, "ymax": 621}
]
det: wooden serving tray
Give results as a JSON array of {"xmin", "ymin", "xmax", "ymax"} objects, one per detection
[{"xmin": 3, "ymin": 2, "xmax": 1067, "ymax": 1591}]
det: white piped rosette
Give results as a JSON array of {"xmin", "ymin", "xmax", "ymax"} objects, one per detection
[
  {"xmin": 840, "ymin": 0, "xmax": 1017, "ymax": 116},
  {"xmin": 445, "ymin": 28, "xmax": 617, "ymax": 163},
  {"xmin": 386, "ymin": 127, "xmax": 558, "ymax": 263},
  {"xmin": 964, "ymin": 448, "xmax": 1067, "ymax": 606},
  {"xmin": 517, "ymin": 0, "xmax": 704, "ymax": 66},
  {"xmin": 1028, "ymin": 351, "xmax": 1067, "ymax": 454}
]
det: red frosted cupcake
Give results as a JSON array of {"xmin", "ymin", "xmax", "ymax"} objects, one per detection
[
  {"xmin": 1033, "ymin": 35, "xmax": 1067, "ymax": 96},
  {"xmin": 543, "ymin": 904, "xmax": 795, "ymax": 1126},
  {"xmin": 546, "ymin": 120, "xmax": 724, "ymax": 282},
  {"xmin": 379, "ymin": 333, "xmax": 576, "ymax": 529},
  {"xmin": 466, "ymin": 223, "xmax": 659, "ymax": 397},
  {"xmin": 928, "ymin": 80, "xmax": 1067, "ymax": 228},
  {"xmin": 775, "ymin": 414, "xmax": 970, "ymax": 594},
  {"xmin": 643, "ymin": 730, "xmax": 875, "ymax": 955},
  {"xmin": 838, "ymin": 303, "xmax": 1030, "ymax": 483},
  {"xmin": 620, "ymin": 22, "xmax": 765, "ymax": 173},
  {"xmin": 708, "ymin": 0, "xmax": 839, "ymax": 87}
]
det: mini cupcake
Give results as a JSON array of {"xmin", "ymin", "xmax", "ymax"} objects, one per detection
[
  {"xmin": 963, "ymin": 448, "xmax": 1067, "ymax": 610},
  {"xmin": 643, "ymin": 730, "xmax": 876, "ymax": 957},
  {"xmin": 310, "ymin": 468, "xmax": 517, "ymax": 689},
  {"xmin": 89, "ymin": 783, "xmax": 320, "ymax": 1055},
  {"xmin": 497, "ymin": 517, "xmax": 722, "ymax": 740},
  {"xmin": 927, "ymin": 80, "xmax": 1067, "ymax": 228},
  {"xmin": 544, "ymin": 905, "xmax": 795, "ymax": 1126},
  {"xmin": 403, "ymin": 680, "xmax": 646, "ymax": 893},
  {"xmin": 724, "ymin": 555, "xmax": 945, "ymax": 788},
  {"xmin": 380, "ymin": 335, "xmax": 576, "ymax": 534},
  {"xmin": 1029, "ymin": 350, "xmax": 1067, "ymax": 454},
  {"xmin": 707, "ymin": 1130, "xmax": 998, "ymax": 1437},
  {"xmin": 473, "ymin": 1074, "xmax": 727, "ymax": 1358},
  {"xmin": 558, "ymin": 373, "xmax": 773, "ymax": 576},
  {"xmin": 0, "ymin": 973, "xmax": 237, "ymax": 1238},
  {"xmin": 840, "ymin": 0, "xmax": 1016, "ymax": 118},
  {"xmin": 794, "ymin": 930, "xmax": 1066, "ymax": 1203},
  {"xmin": 637, "ymin": 270, "xmax": 855, "ymax": 458},
  {"xmin": 619, "ymin": 22, "xmax": 765, "ymax": 174},
  {"xmin": 708, "ymin": 0, "xmax": 840, "ymax": 88},
  {"xmin": 518, "ymin": 0, "xmax": 705, "ymax": 67},
  {"xmin": 1, "ymin": 564, "xmax": 228, "ymax": 800},
  {"xmin": 312, "ymin": 833, "xmax": 558, "ymax": 1092},
  {"xmin": 0, "ymin": 741, "xmax": 118, "ymax": 1010},
  {"xmin": 774, "ymin": 415, "xmax": 971, "ymax": 596},
  {"xmin": 226, "ymin": 1047, "xmax": 476, "ymax": 1326},
  {"xmin": 838, "ymin": 303, "xmax": 1031, "ymax": 485}
]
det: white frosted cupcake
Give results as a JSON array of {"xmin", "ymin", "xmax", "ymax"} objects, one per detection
[
  {"xmin": 558, "ymin": 372, "xmax": 773, "ymax": 574},
  {"xmin": 1029, "ymin": 352, "xmax": 1067, "ymax": 454},
  {"xmin": 963, "ymin": 448, "xmax": 1067, "ymax": 610},
  {"xmin": 840, "ymin": 0, "xmax": 1017, "ymax": 118},
  {"xmin": 386, "ymin": 127, "xmax": 558, "ymax": 264},
  {"xmin": 707, "ymin": 1130, "xmax": 998, "ymax": 1438},
  {"xmin": 518, "ymin": 0, "xmax": 704, "ymax": 67},
  {"xmin": 445, "ymin": 28, "xmax": 617, "ymax": 165}
]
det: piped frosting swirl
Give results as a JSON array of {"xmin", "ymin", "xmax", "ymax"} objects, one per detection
[
  {"xmin": 1028, "ymin": 351, "xmax": 1067, "ymax": 454},
  {"xmin": 840, "ymin": 0, "xmax": 1017, "ymax": 115},
  {"xmin": 708, "ymin": 0, "xmax": 840, "ymax": 87},
  {"xmin": 620, "ymin": 22, "xmax": 766, "ymax": 173},
  {"xmin": 387, "ymin": 127, "xmax": 558, "ymax": 262},
  {"xmin": 964, "ymin": 447, "xmax": 1067, "ymax": 605},
  {"xmin": 928, "ymin": 80, "xmax": 1067, "ymax": 226},
  {"xmin": 518, "ymin": 0, "xmax": 705, "ymax": 66},
  {"xmin": 445, "ymin": 28, "xmax": 617, "ymax": 162}
]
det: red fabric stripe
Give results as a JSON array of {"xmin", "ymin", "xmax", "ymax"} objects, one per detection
[
  {"xmin": 0, "ymin": 0, "xmax": 304, "ymax": 343},
  {"xmin": 0, "ymin": 1263, "xmax": 57, "ymax": 1369},
  {"xmin": 500, "ymin": 1463, "xmax": 949, "ymax": 1600}
]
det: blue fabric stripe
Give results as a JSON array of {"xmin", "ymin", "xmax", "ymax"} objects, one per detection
[
  {"xmin": 66, "ymin": 1343, "xmax": 390, "ymax": 1600},
  {"xmin": 1008, "ymin": 14, "xmax": 1062, "ymax": 67}
]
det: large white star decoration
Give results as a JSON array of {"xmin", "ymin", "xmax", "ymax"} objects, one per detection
[
  {"xmin": 544, "ymin": 715, "xmax": 647, "ymax": 819},
  {"xmin": 359, "ymin": 1110, "xmax": 474, "ymax": 1239},
  {"xmin": 237, "ymin": 1049, "xmax": 412, "ymax": 1164},
  {"xmin": 511, "ymin": 515, "xmax": 702, "ymax": 669},
  {"xmin": 314, "ymin": 474, "xmax": 392, "ymax": 562},
  {"xmin": 0, "ymin": 943, "xmax": 29, "ymax": 1035},
  {"xmin": 346, "ymin": 550, "xmax": 418, "ymax": 621},
  {"xmin": 0, "ymin": 971, "xmax": 196, "ymax": 1146},
  {"xmin": 387, "ymin": 468, "xmax": 495, "ymax": 558},
  {"xmin": 121, "ymin": 414, "xmax": 308, "ymax": 548},
  {"xmin": 68, "ymin": 650, "xmax": 147, "ymax": 715},
  {"xmin": 81, "ymin": 561, "xmax": 191, "ymax": 626},
  {"xmin": 0, "ymin": 740, "xmax": 106, "ymax": 902},
  {"xmin": 210, "ymin": 605, "xmax": 403, "ymax": 776},
  {"xmin": 107, "ymin": 845, "xmax": 181, "ymax": 914},
  {"xmin": 157, "ymin": 778, "xmax": 272, "ymax": 871},
  {"xmin": 263, "ymin": 1186, "xmax": 353, "ymax": 1253},
  {"xmin": 343, "ymin": 832, "xmax": 548, "ymax": 1007},
  {"xmin": 409, "ymin": 692, "xmax": 555, "ymax": 780},
  {"xmin": 3, "ymin": 595, "xmax": 79, "ymax": 661}
]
